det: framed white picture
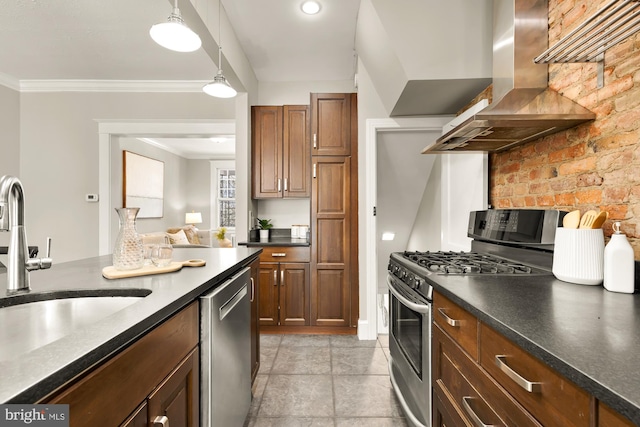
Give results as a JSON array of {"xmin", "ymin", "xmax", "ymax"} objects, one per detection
[{"xmin": 123, "ymin": 150, "xmax": 164, "ymax": 218}]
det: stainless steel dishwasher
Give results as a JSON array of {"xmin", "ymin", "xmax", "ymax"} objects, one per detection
[{"xmin": 200, "ymin": 267, "xmax": 251, "ymax": 427}]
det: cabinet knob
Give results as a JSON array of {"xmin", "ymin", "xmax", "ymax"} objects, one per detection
[{"xmin": 153, "ymin": 416, "xmax": 170, "ymax": 427}]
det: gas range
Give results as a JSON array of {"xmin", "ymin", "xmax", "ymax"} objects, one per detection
[{"xmin": 387, "ymin": 209, "xmax": 565, "ymax": 301}]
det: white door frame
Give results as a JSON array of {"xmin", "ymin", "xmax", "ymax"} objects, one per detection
[
  {"xmin": 360, "ymin": 117, "xmax": 451, "ymax": 340},
  {"xmin": 97, "ymin": 120, "xmax": 235, "ymax": 255}
]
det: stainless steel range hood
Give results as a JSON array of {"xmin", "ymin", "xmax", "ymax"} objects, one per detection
[{"xmin": 423, "ymin": 0, "xmax": 595, "ymax": 153}]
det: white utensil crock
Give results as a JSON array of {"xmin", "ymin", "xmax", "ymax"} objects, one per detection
[{"xmin": 552, "ymin": 227, "xmax": 604, "ymax": 285}]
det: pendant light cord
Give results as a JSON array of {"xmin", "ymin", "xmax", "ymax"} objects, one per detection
[{"xmin": 218, "ymin": 0, "xmax": 223, "ymax": 74}]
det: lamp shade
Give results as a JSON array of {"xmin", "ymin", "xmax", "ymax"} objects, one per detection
[
  {"xmin": 150, "ymin": 9, "xmax": 202, "ymax": 53},
  {"xmin": 185, "ymin": 212, "xmax": 203, "ymax": 225},
  {"xmin": 203, "ymin": 72, "xmax": 237, "ymax": 98}
]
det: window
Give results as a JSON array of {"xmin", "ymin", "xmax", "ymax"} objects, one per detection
[
  {"xmin": 211, "ymin": 161, "xmax": 236, "ymax": 231},
  {"xmin": 217, "ymin": 168, "xmax": 235, "ymax": 228}
]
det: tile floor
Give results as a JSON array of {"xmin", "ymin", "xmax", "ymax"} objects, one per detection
[{"xmin": 244, "ymin": 334, "xmax": 409, "ymax": 427}]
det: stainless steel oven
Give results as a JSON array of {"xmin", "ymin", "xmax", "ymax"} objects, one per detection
[
  {"xmin": 387, "ymin": 209, "xmax": 565, "ymax": 427},
  {"xmin": 387, "ymin": 262, "xmax": 432, "ymax": 427}
]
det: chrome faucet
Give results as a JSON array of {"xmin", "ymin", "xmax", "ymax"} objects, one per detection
[{"xmin": 0, "ymin": 175, "xmax": 52, "ymax": 293}]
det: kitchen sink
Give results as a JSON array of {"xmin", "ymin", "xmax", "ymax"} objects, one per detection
[{"xmin": 0, "ymin": 289, "xmax": 151, "ymax": 361}]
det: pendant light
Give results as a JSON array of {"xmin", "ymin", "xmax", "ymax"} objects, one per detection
[
  {"xmin": 150, "ymin": 0, "xmax": 202, "ymax": 53},
  {"xmin": 203, "ymin": 0, "xmax": 237, "ymax": 98}
]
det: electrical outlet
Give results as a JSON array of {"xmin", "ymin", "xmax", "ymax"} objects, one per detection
[{"xmin": 85, "ymin": 194, "xmax": 99, "ymax": 202}]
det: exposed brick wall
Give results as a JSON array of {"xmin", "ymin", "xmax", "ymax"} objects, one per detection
[{"xmin": 490, "ymin": 0, "xmax": 640, "ymax": 258}]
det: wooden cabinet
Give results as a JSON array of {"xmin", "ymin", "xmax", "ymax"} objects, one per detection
[
  {"xmin": 258, "ymin": 246, "xmax": 311, "ymax": 328},
  {"xmin": 310, "ymin": 93, "xmax": 352, "ymax": 156},
  {"xmin": 43, "ymin": 302, "xmax": 199, "ymax": 427},
  {"xmin": 310, "ymin": 156, "xmax": 352, "ymax": 327},
  {"xmin": 252, "ymin": 105, "xmax": 310, "ymax": 199},
  {"xmin": 249, "ymin": 257, "xmax": 260, "ymax": 384},
  {"xmin": 310, "ymin": 93, "xmax": 358, "ymax": 331},
  {"xmin": 433, "ymin": 290, "xmax": 636, "ymax": 427},
  {"xmin": 599, "ymin": 401, "xmax": 636, "ymax": 427}
]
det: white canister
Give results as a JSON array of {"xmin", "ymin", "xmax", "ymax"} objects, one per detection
[
  {"xmin": 552, "ymin": 227, "xmax": 604, "ymax": 285},
  {"xmin": 604, "ymin": 222, "xmax": 635, "ymax": 293},
  {"xmin": 291, "ymin": 225, "xmax": 300, "ymax": 239}
]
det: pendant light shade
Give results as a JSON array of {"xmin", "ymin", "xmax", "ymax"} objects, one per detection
[
  {"xmin": 203, "ymin": 69, "xmax": 237, "ymax": 98},
  {"xmin": 203, "ymin": 1, "xmax": 237, "ymax": 98},
  {"xmin": 150, "ymin": 1, "xmax": 202, "ymax": 53}
]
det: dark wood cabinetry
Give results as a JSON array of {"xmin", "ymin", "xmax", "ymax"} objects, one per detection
[
  {"xmin": 252, "ymin": 105, "xmax": 310, "ymax": 199},
  {"xmin": 310, "ymin": 93, "xmax": 358, "ymax": 331},
  {"xmin": 44, "ymin": 303, "xmax": 199, "ymax": 427},
  {"xmin": 258, "ymin": 246, "xmax": 311, "ymax": 329},
  {"xmin": 433, "ymin": 290, "xmax": 635, "ymax": 427},
  {"xmin": 310, "ymin": 93, "xmax": 352, "ymax": 156}
]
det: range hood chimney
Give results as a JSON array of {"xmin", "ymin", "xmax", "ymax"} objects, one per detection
[{"xmin": 423, "ymin": 0, "xmax": 595, "ymax": 153}]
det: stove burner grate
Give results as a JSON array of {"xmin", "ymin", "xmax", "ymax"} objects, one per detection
[{"xmin": 403, "ymin": 251, "xmax": 534, "ymax": 275}]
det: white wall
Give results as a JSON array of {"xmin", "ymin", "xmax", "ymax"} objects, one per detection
[
  {"xmin": 110, "ymin": 138, "xmax": 190, "ymax": 247},
  {"xmin": 0, "ymin": 84, "xmax": 20, "ymax": 250},
  {"xmin": 19, "ymin": 91, "xmax": 234, "ymax": 263}
]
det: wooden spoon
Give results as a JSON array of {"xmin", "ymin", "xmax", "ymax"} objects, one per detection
[
  {"xmin": 563, "ymin": 210, "xmax": 581, "ymax": 228},
  {"xmin": 590, "ymin": 211, "xmax": 608, "ymax": 229},
  {"xmin": 578, "ymin": 210, "xmax": 598, "ymax": 229}
]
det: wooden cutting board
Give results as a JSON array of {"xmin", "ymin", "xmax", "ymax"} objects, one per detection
[{"xmin": 102, "ymin": 259, "xmax": 206, "ymax": 279}]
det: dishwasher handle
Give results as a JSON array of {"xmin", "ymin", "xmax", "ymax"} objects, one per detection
[{"xmin": 219, "ymin": 285, "xmax": 248, "ymax": 321}]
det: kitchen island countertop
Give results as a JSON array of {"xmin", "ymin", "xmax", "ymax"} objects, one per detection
[
  {"xmin": 0, "ymin": 247, "xmax": 261, "ymax": 404},
  {"xmin": 429, "ymin": 272, "xmax": 640, "ymax": 424}
]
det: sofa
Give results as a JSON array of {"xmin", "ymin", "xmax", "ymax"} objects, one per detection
[{"xmin": 140, "ymin": 225, "xmax": 214, "ymax": 248}]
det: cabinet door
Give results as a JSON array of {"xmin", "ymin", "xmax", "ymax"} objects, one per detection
[
  {"xmin": 148, "ymin": 348, "xmax": 199, "ymax": 427},
  {"xmin": 283, "ymin": 105, "xmax": 311, "ymax": 197},
  {"xmin": 258, "ymin": 262, "xmax": 279, "ymax": 326},
  {"xmin": 252, "ymin": 106, "xmax": 283, "ymax": 198},
  {"xmin": 311, "ymin": 156, "xmax": 351, "ymax": 326},
  {"xmin": 310, "ymin": 93, "xmax": 351, "ymax": 156},
  {"xmin": 120, "ymin": 403, "xmax": 147, "ymax": 427},
  {"xmin": 250, "ymin": 258, "xmax": 260, "ymax": 383},
  {"xmin": 279, "ymin": 262, "xmax": 310, "ymax": 326}
]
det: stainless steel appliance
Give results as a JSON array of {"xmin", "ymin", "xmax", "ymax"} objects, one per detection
[
  {"xmin": 200, "ymin": 267, "xmax": 251, "ymax": 427},
  {"xmin": 387, "ymin": 209, "xmax": 564, "ymax": 427},
  {"xmin": 422, "ymin": 0, "xmax": 595, "ymax": 153}
]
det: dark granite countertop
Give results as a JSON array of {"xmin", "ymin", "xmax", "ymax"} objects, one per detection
[
  {"xmin": 0, "ymin": 247, "xmax": 261, "ymax": 403},
  {"xmin": 428, "ymin": 272, "xmax": 640, "ymax": 424}
]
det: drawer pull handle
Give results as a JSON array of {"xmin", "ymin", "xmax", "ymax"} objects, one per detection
[
  {"xmin": 438, "ymin": 308, "xmax": 461, "ymax": 327},
  {"xmin": 153, "ymin": 416, "xmax": 170, "ymax": 427},
  {"xmin": 495, "ymin": 355, "xmax": 542, "ymax": 393},
  {"xmin": 462, "ymin": 397, "xmax": 495, "ymax": 427},
  {"xmin": 272, "ymin": 253, "xmax": 286, "ymax": 257}
]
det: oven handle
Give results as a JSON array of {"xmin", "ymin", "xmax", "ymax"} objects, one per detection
[{"xmin": 387, "ymin": 275, "xmax": 430, "ymax": 314}]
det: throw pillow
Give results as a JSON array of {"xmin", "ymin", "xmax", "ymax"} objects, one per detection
[
  {"xmin": 167, "ymin": 229, "xmax": 190, "ymax": 245},
  {"xmin": 183, "ymin": 225, "xmax": 201, "ymax": 245},
  {"xmin": 167, "ymin": 226, "xmax": 201, "ymax": 245}
]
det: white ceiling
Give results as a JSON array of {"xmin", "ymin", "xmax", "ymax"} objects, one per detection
[
  {"xmin": 0, "ymin": 0, "xmax": 360, "ymax": 157},
  {"xmin": 0, "ymin": 0, "xmax": 360, "ymax": 83}
]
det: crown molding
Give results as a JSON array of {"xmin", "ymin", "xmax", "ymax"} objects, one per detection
[{"xmin": 15, "ymin": 80, "xmax": 211, "ymax": 93}]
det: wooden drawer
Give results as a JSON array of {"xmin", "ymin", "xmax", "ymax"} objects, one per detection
[
  {"xmin": 259, "ymin": 246, "xmax": 310, "ymax": 263},
  {"xmin": 479, "ymin": 323, "xmax": 590, "ymax": 427},
  {"xmin": 433, "ymin": 291, "xmax": 478, "ymax": 360},
  {"xmin": 433, "ymin": 324, "xmax": 542, "ymax": 427},
  {"xmin": 598, "ymin": 401, "xmax": 635, "ymax": 427},
  {"xmin": 433, "ymin": 382, "xmax": 473, "ymax": 427}
]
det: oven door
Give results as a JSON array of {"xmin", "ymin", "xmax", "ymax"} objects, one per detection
[{"xmin": 387, "ymin": 274, "xmax": 431, "ymax": 427}]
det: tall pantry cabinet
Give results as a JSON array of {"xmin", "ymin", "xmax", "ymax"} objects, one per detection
[{"xmin": 310, "ymin": 93, "xmax": 359, "ymax": 330}]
